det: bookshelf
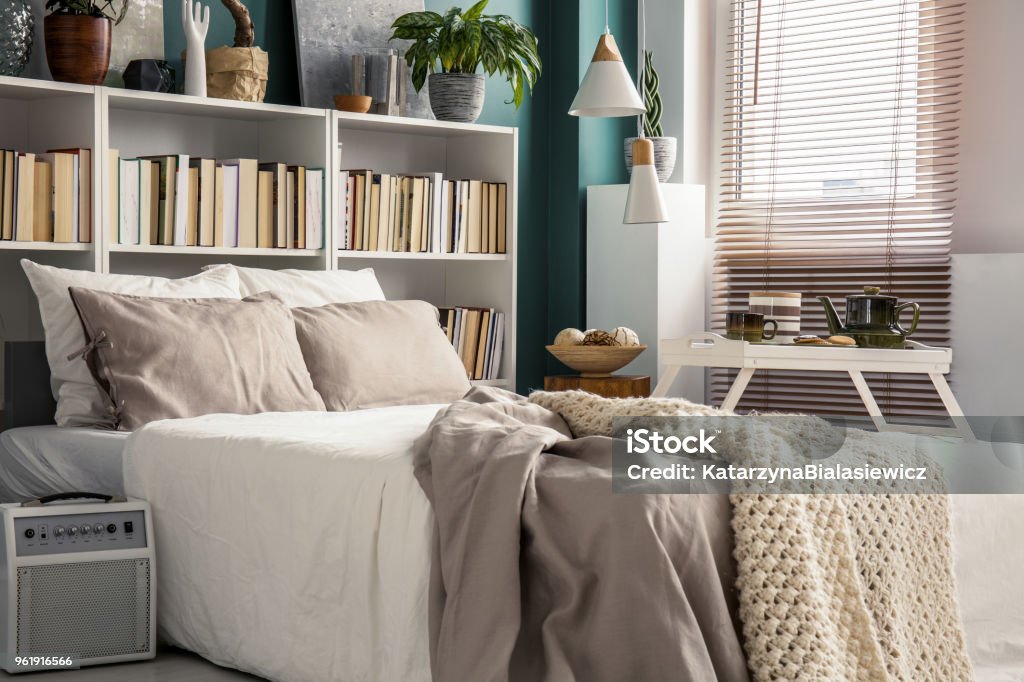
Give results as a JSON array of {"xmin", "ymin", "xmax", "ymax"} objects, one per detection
[{"xmin": 0, "ymin": 75, "xmax": 518, "ymax": 390}]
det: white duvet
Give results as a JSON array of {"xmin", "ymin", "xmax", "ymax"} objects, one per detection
[{"xmin": 123, "ymin": 406, "xmax": 442, "ymax": 682}]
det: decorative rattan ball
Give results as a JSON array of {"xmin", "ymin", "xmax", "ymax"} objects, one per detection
[
  {"xmin": 611, "ymin": 326, "xmax": 640, "ymax": 346},
  {"xmin": 554, "ymin": 328, "xmax": 586, "ymax": 346},
  {"xmin": 582, "ymin": 329, "xmax": 617, "ymax": 346}
]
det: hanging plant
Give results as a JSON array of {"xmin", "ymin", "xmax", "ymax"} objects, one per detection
[{"xmin": 642, "ymin": 50, "xmax": 664, "ymax": 138}]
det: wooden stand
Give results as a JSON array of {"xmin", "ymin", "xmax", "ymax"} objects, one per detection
[
  {"xmin": 544, "ymin": 375, "xmax": 651, "ymax": 399},
  {"xmin": 654, "ymin": 333, "xmax": 973, "ymax": 439}
]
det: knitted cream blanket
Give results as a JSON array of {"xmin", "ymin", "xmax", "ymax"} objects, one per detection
[{"xmin": 529, "ymin": 391, "xmax": 974, "ymax": 681}]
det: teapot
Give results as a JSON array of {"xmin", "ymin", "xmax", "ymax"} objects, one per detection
[{"xmin": 818, "ymin": 287, "xmax": 920, "ymax": 349}]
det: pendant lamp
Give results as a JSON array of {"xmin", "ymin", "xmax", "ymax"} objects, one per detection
[
  {"xmin": 568, "ymin": 1, "xmax": 644, "ymax": 117},
  {"xmin": 623, "ymin": 0, "xmax": 669, "ymax": 224}
]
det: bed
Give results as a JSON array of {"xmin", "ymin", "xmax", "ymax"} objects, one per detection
[{"xmin": 122, "ymin": 407, "xmax": 442, "ymax": 682}]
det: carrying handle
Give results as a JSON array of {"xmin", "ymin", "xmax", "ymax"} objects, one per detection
[
  {"xmin": 21, "ymin": 492, "xmax": 127, "ymax": 508},
  {"xmin": 895, "ymin": 302, "xmax": 921, "ymax": 337}
]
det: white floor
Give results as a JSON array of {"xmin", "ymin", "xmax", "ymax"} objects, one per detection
[{"xmin": 0, "ymin": 648, "xmax": 263, "ymax": 681}]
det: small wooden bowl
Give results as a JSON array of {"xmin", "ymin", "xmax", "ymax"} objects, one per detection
[
  {"xmin": 334, "ymin": 95, "xmax": 373, "ymax": 113},
  {"xmin": 546, "ymin": 344, "xmax": 647, "ymax": 378}
]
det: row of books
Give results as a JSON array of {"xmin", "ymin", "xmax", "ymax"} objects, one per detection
[
  {"xmin": 0, "ymin": 148, "xmax": 92, "ymax": 243},
  {"xmin": 439, "ymin": 306, "xmax": 505, "ymax": 381},
  {"xmin": 337, "ymin": 171, "xmax": 507, "ymax": 255},
  {"xmin": 112, "ymin": 152, "xmax": 324, "ymax": 249}
]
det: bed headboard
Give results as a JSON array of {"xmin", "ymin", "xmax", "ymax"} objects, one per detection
[{"xmin": 3, "ymin": 341, "xmax": 56, "ymax": 430}]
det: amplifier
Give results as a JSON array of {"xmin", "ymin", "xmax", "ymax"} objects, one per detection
[{"xmin": 0, "ymin": 493, "xmax": 156, "ymax": 673}]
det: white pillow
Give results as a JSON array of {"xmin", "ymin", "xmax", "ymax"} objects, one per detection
[
  {"xmin": 204, "ymin": 264, "xmax": 386, "ymax": 307},
  {"xmin": 21, "ymin": 260, "xmax": 241, "ymax": 426}
]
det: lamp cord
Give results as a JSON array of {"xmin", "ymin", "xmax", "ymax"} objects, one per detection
[
  {"xmin": 637, "ymin": 0, "xmax": 646, "ymax": 139},
  {"xmin": 605, "ymin": 0, "xmax": 610, "ymax": 33}
]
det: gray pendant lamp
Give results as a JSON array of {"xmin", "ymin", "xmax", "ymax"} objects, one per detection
[
  {"xmin": 568, "ymin": 0, "xmax": 645, "ymax": 117},
  {"xmin": 623, "ymin": 0, "xmax": 669, "ymax": 224}
]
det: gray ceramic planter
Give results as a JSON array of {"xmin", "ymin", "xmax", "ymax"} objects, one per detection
[
  {"xmin": 625, "ymin": 136, "xmax": 678, "ymax": 182},
  {"xmin": 428, "ymin": 73, "xmax": 485, "ymax": 123}
]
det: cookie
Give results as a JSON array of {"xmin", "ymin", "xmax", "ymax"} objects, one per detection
[
  {"xmin": 827, "ymin": 335, "xmax": 857, "ymax": 346},
  {"xmin": 795, "ymin": 335, "xmax": 826, "ymax": 344}
]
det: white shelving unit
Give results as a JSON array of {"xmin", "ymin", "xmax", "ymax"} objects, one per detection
[{"xmin": 0, "ymin": 76, "xmax": 518, "ymax": 390}]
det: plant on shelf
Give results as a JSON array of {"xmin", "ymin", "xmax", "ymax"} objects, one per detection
[
  {"xmin": 389, "ymin": 0, "xmax": 541, "ymax": 123},
  {"xmin": 624, "ymin": 51, "xmax": 677, "ymax": 182},
  {"xmin": 43, "ymin": 0, "xmax": 129, "ymax": 85},
  {"xmin": 203, "ymin": 0, "xmax": 270, "ymax": 102}
]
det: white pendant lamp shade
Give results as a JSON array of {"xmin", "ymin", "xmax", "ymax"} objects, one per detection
[
  {"xmin": 569, "ymin": 34, "xmax": 645, "ymax": 117},
  {"xmin": 624, "ymin": 138, "xmax": 669, "ymax": 224}
]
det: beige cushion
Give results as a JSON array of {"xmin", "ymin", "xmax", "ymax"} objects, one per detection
[
  {"xmin": 21, "ymin": 259, "xmax": 241, "ymax": 426},
  {"xmin": 291, "ymin": 300, "xmax": 471, "ymax": 411},
  {"xmin": 68, "ymin": 288, "xmax": 325, "ymax": 431}
]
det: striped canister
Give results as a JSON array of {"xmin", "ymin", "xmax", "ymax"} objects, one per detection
[{"xmin": 749, "ymin": 291, "xmax": 801, "ymax": 343}]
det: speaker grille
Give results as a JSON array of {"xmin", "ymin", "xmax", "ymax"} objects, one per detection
[{"xmin": 16, "ymin": 559, "xmax": 151, "ymax": 659}]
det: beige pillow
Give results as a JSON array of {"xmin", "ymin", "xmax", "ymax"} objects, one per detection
[
  {"xmin": 291, "ymin": 300, "xmax": 471, "ymax": 411},
  {"xmin": 68, "ymin": 288, "xmax": 325, "ymax": 431}
]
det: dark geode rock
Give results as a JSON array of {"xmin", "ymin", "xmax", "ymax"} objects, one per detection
[
  {"xmin": 0, "ymin": 0, "xmax": 34, "ymax": 77},
  {"xmin": 123, "ymin": 59, "xmax": 176, "ymax": 93}
]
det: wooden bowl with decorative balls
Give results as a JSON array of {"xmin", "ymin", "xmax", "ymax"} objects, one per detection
[
  {"xmin": 545, "ymin": 345, "xmax": 647, "ymax": 377},
  {"xmin": 334, "ymin": 95, "xmax": 373, "ymax": 113}
]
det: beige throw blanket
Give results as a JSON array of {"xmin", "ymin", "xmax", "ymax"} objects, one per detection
[{"xmin": 530, "ymin": 390, "xmax": 974, "ymax": 682}]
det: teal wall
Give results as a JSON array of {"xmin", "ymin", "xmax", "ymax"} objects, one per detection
[
  {"xmin": 162, "ymin": 0, "xmax": 636, "ymax": 393},
  {"xmin": 163, "ymin": 1, "xmax": 300, "ymax": 104}
]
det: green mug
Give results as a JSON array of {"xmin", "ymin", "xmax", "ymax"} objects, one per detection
[{"xmin": 726, "ymin": 312, "xmax": 777, "ymax": 343}]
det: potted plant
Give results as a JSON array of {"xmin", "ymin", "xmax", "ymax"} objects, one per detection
[
  {"xmin": 389, "ymin": 0, "xmax": 541, "ymax": 123},
  {"xmin": 625, "ymin": 51, "xmax": 677, "ymax": 182},
  {"xmin": 44, "ymin": 0, "xmax": 128, "ymax": 85},
  {"xmin": 205, "ymin": 0, "xmax": 269, "ymax": 102}
]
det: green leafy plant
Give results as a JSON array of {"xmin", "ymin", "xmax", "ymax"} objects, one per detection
[
  {"xmin": 642, "ymin": 50, "xmax": 664, "ymax": 137},
  {"xmin": 45, "ymin": 0, "xmax": 130, "ymax": 24},
  {"xmin": 389, "ymin": 0, "xmax": 541, "ymax": 109}
]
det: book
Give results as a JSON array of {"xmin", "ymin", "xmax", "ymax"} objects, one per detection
[
  {"xmin": 14, "ymin": 152, "xmax": 36, "ymax": 241},
  {"xmin": 186, "ymin": 165, "xmax": 199, "ymax": 246},
  {"xmin": 32, "ymin": 160, "xmax": 52, "ymax": 242},
  {"xmin": 48, "ymin": 148, "xmax": 91, "ymax": 242},
  {"xmin": 336, "ymin": 170, "xmax": 349, "ymax": 249},
  {"xmin": 443, "ymin": 181, "xmax": 454, "ymax": 253},
  {"xmin": 409, "ymin": 177, "xmax": 425, "ymax": 253},
  {"xmin": 305, "ymin": 168, "xmax": 324, "ymax": 249},
  {"xmin": 1, "ymin": 150, "xmax": 14, "ymax": 240},
  {"xmin": 461, "ymin": 308, "xmax": 482, "ymax": 377},
  {"xmin": 480, "ymin": 182, "xmax": 489, "ymax": 253},
  {"xmin": 284, "ymin": 169, "xmax": 296, "ymax": 249},
  {"xmin": 287, "ymin": 165, "xmax": 306, "ymax": 249},
  {"xmin": 457, "ymin": 180, "xmax": 470, "ymax": 253},
  {"xmin": 258, "ymin": 163, "xmax": 287, "ymax": 248},
  {"xmin": 138, "ymin": 156, "xmax": 178, "ymax": 246},
  {"xmin": 466, "ymin": 180, "xmax": 483, "ymax": 254},
  {"xmin": 474, "ymin": 309, "xmax": 492, "ymax": 380},
  {"xmin": 222, "ymin": 159, "xmax": 258, "ymax": 248},
  {"xmin": 214, "ymin": 165, "xmax": 224, "ymax": 247},
  {"xmin": 220, "ymin": 163, "xmax": 240, "ymax": 247},
  {"xmin": 119, "ymin": 158, "xmax": 140, "ymax": 245},
  {"xmin": 137, "ymin": 159, "xmax": 158, "ymax": 246},
  {"xmin": 489, "ymin": 312, "xmax": 505, "ymax": 380},
  {"xmin": 40, "ymin": 152, "xmax": 76, "ymax": 243},
  {"xmin": 488, "ymin": 183, "xmax": 499, "ymax": 254},
  {"xmin": 497, "ymin": 183, "xmax": 507, "ymax": 253},
  {"xmin": 257, "ymin": 170, "xmax": 274, "ymax": 247},
  {"xmin": 368, "ymin": 176, "xmax": 381, "ymax": 251},
  {"xmin": 107, "ymin": 149, "xmax": 119, "ymax": 243},
  {"xmin": 190, "ymin": 158, "xmax": 216, "ymax": 247},
  {"xmin": 171, "ymin": 154, "xmax": 190, "ymax": 245}
]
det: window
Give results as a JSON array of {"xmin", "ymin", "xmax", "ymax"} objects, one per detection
[{"xmin": 713, "ymin": 0, "xmax": 964, "ymax": 416}]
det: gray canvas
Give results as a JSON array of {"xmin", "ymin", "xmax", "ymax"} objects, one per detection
[{"xmin": 291, "ymin": 0, "xmax": 429, "ymax": 116}]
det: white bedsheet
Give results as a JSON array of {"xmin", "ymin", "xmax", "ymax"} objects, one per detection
[
  {"xmin": 0, "ymin": 426, "xmax": 128, "ymax": 502},
  {"xmin": 123, "ymin": 407, "xmax": 441, "ymax": 682}
]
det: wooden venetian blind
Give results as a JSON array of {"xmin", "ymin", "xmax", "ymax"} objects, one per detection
[{"xmin": 713, "ymin": 0, "xmax": 964, "ymax": 417}]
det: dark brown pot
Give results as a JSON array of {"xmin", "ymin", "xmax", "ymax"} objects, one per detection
[{"xmin": 44, "ymin": 14, "xmax": 111, "ymax": 85}]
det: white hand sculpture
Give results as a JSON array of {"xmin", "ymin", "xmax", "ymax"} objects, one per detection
[{"xmin": 182, "ymin": 0, "xmax": 211, "ymax": 97}]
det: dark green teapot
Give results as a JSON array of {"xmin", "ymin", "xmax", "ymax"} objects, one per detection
[{"xmin": 818, "ymin": 286, "xmax": 920, "ymax": 349}]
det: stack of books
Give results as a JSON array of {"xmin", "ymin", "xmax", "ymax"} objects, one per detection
[
  {"xmin": 111, "ymin": 152, "xmax": 324, "ymax": 249},
  {"xmin": 338, "ymin": 170, "xmax": 507, "ymax": 255},
  {"xmin": 439, "ymin": 306, "xmax": 505, "ymax": 381},
  {"xmin": 0, "ymin": 148, "xmax": 92, "ymax": 243}
]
